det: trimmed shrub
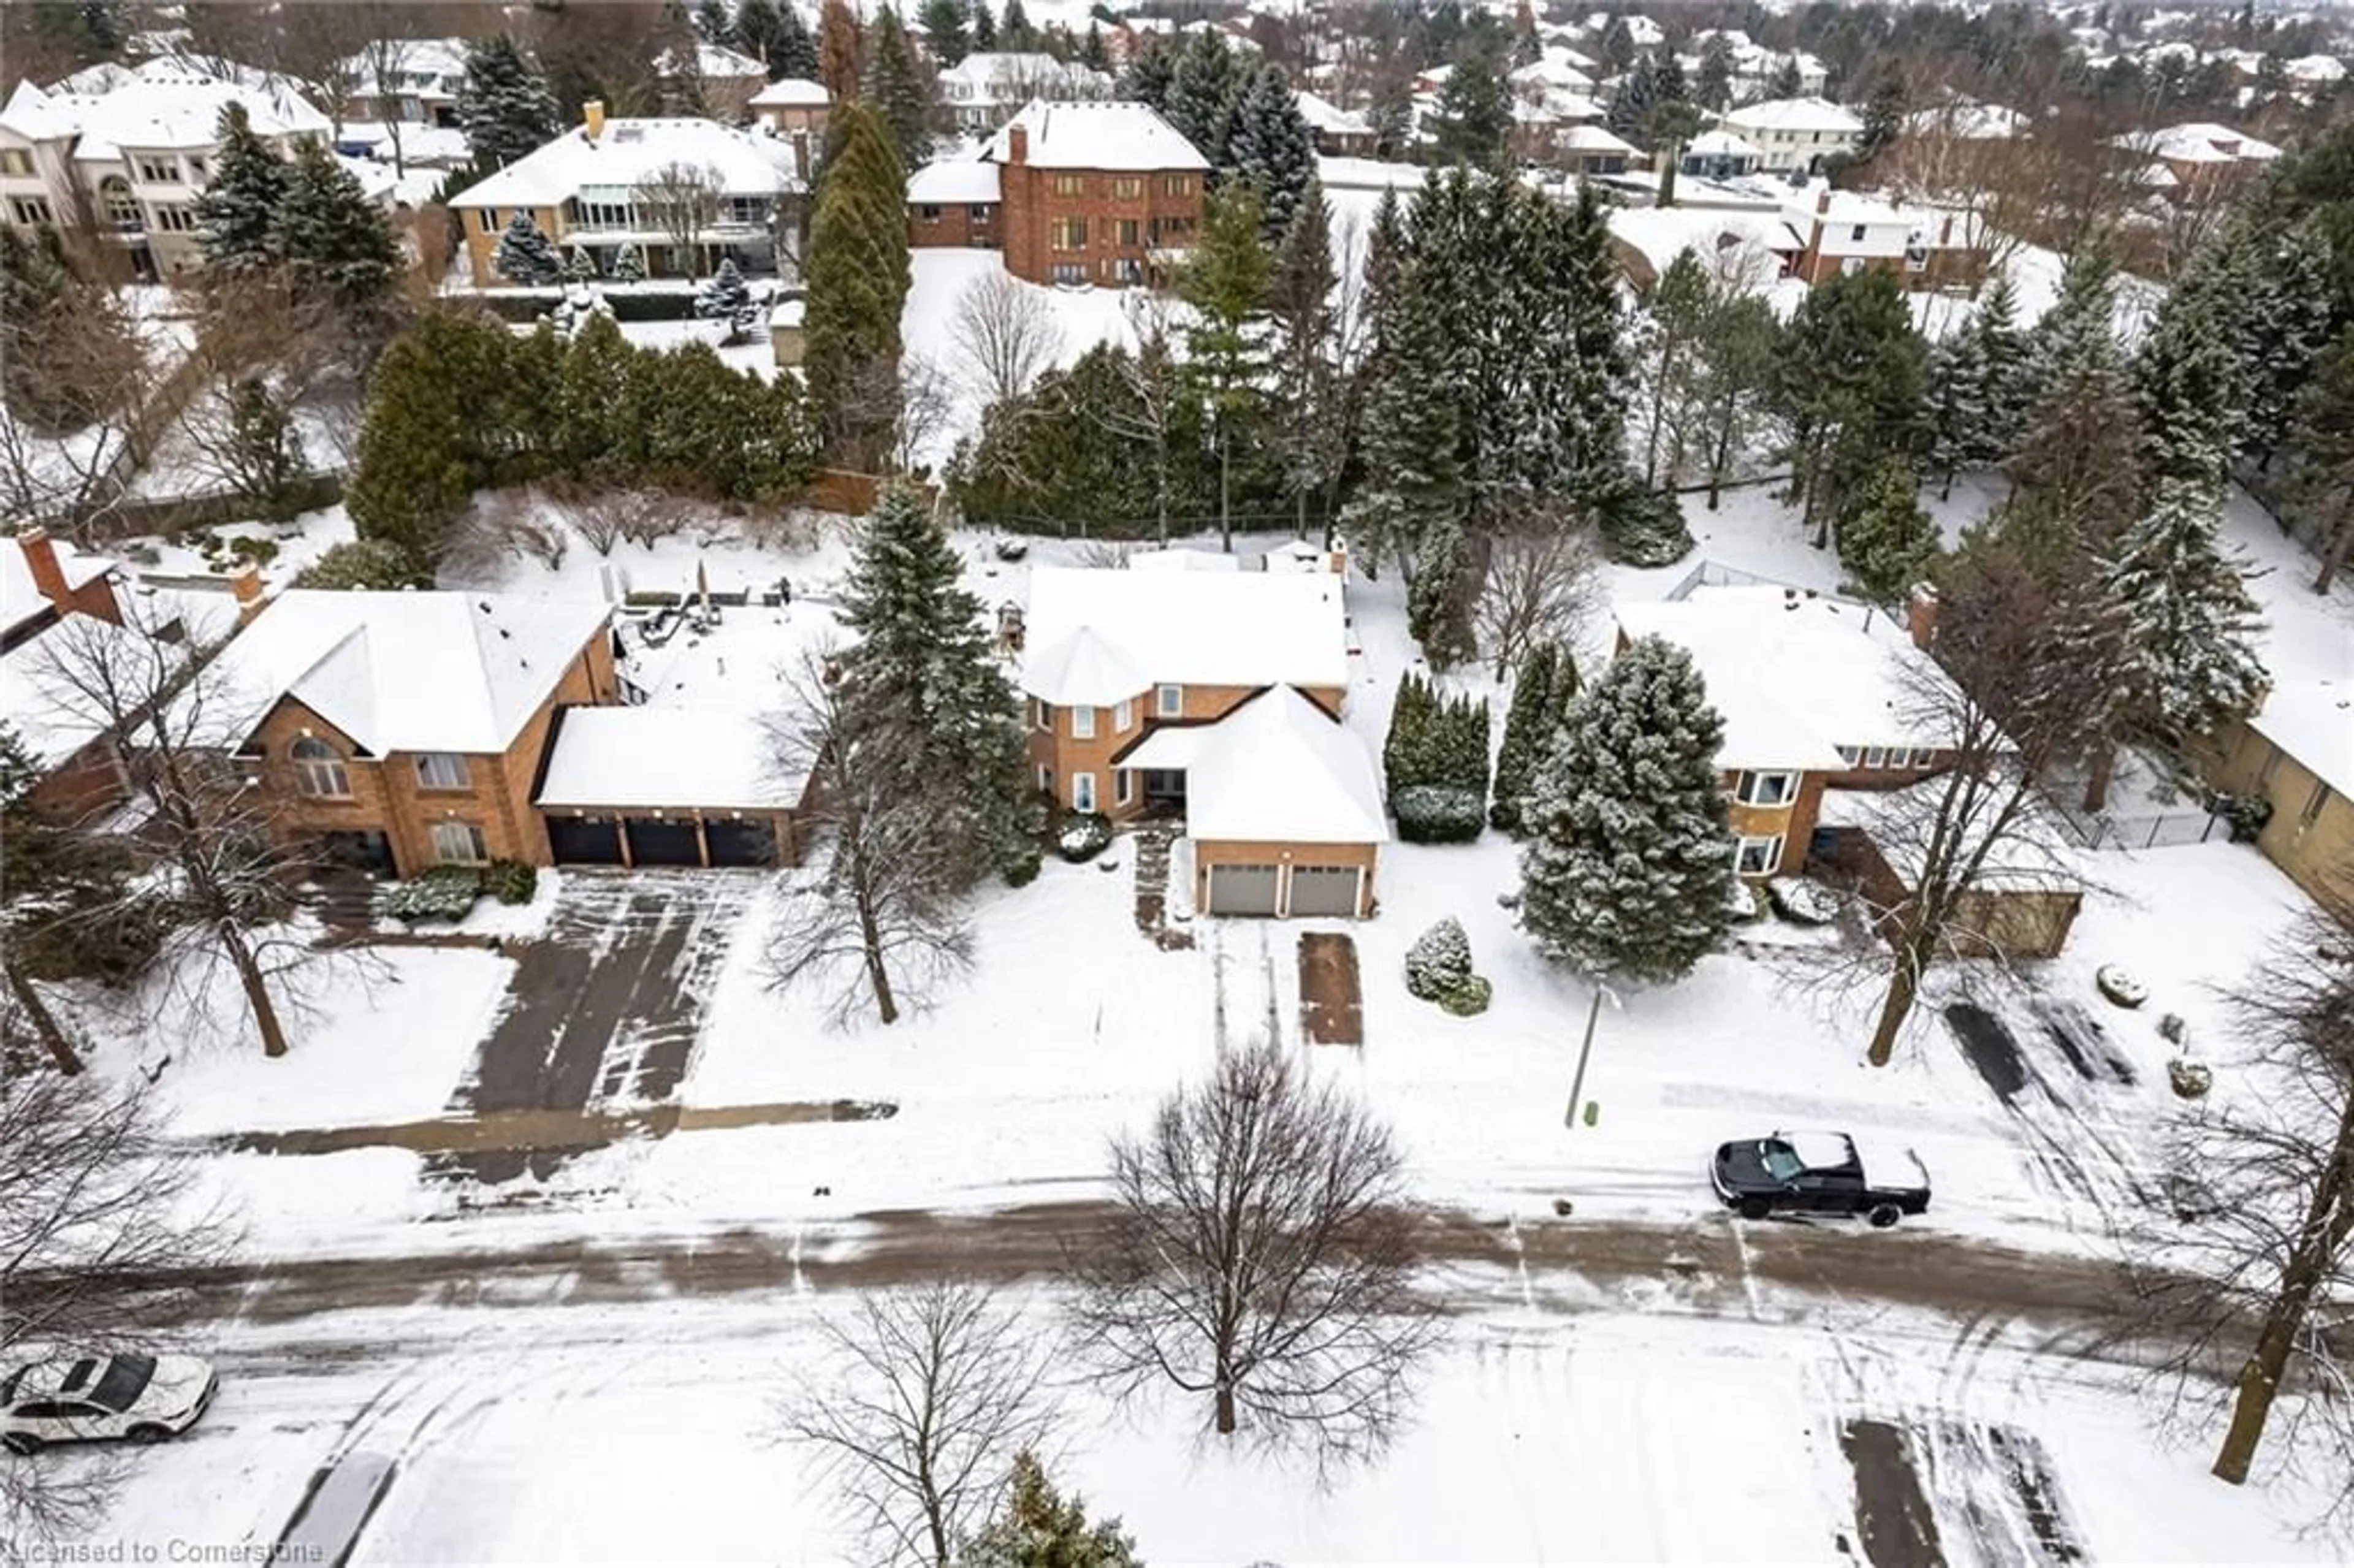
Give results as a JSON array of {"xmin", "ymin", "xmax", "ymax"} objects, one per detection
[
  {"xmin": 1393, "ymin": 785, "xmax": 1485, "ymax": 844},
  {"xmin": 1438, "ymin": 974, "xmax": 1493, "ymax": 1016},
  {"xmin": 293, "ymin": 539, "xmax": 427, "ymax": 590},
  {"xmin": 375, "ymin": 865, "xmax": 482, "ymax": 921},
  {"xmin": 1404, "ymin": 915, "xmax": 1492, "ymax": 1016},
  {"xmin": 2095, "ymin": 964, "xmax": 2147, "ymax": 1009},
  {"xmin": 1055, "ymin": 810, "xmax": 1113, "ymax": 862},
  {"xmin": 1003, "ymin": 851, "xmax": 1042, "ymax": 888},
  {"xmin": 1766, "ymin": 877, "xmax": 1842, "ymax": 925},
  {"xmin": 1726, "ymin": 880, "xmax": 1768, "ymax": 924},
  {"xmin": 482, "ymin": 859, "xmax": 537, "ymax": 905},
  {"xmin": 2215, "ymin": 791, "xmax": 2272, "ymax": 843}
]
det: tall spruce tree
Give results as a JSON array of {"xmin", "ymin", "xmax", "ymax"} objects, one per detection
[
  {"xmin": 1179, "ymin": 185, "xmax": 1271, "ymax": 552},
  {"xmin": 1490, "ymin": 638, "xmax": 1577, "ymax": 832},
  {"xmin": 767, "ymin": 0, "xmax": 820, "ymax": 80},
  {"xmin": 1778, "ymin": 265, "xmax": 1926, "ymax": 541},
  {"xmin": 696, "ymin": 0, "xmax": 734, "ymax": 44},
  {"xmin": 836, "ymin": 482, "xmax": 1034, "ymax": 884},
  {"xmin": 968, "ymin": 0, "xmax": 997, "ymax": 52},
  {"xmin": 1119, "ymin": 38, "xmax": 1171, "ymax": 108},
  {"xmin": 2290, "ymin": 327, "xmax": 2354, "ymax": 592},
  {"xmin": 2133, "ymin": 271, "xmax": 2246, "ymax": 493},
  {"xmin": 1606, "ymin": 53, "xmax": 1658, "ymax": 140},
  {"xmin": 2021, "ymin": 242, "xmax": 2119, "ymax": 413},
  {"xmin": 1408, "ymin": 511, "xmax": 1479, "ymax": 669},
  {"xmin": 1269, "ymin": 183, "xmax": 1341, "ymax": 539},
  {"xmin": 999, "ymin": 0, "xmax": 1034, "ymax": 50},
  {"xmin": 273, "ymin": 138, "xmax": 402, "ymax": 311},
  {"xmin": 1164, "ymin": 29, "xmax": 1244, "ymax": 166},
  {"xmin": 862, "ymin": 6, "xmax": 937, "ymax": 174},
  {"xmin": 1080, "ymin": 21, "xmax": 1110, "ymax": 72},
  {"xmin": 1837, "ymin": 457, "xmax": 1941, "ymax": 605},
  {"xmin": 2238, "ymin": 218, "xmax": 2336, "ymax": 468},
  {"xmin": 459, "ymin": 35, "xmax": 560, "ymax": 173},
  {"xmin": 1696, "ymin": 34, "xmax": 1733, "ymax": 108},
  {"xmin": 1227, "ymin": 63, "xmax": 1316, "ymax": 241},
  {"xmin": 196, "ymin": 103, "xmax": 288, "ymax": 276},
  {"xmin": 2101, "ymin": 478, "xmax": 2269, "ymax": 743},
  {"xmin": 1518, "ymin": 636, "xmax": 1735, "ymax": 983},
  {"xmin": 1431, "ymin": 44, "xmax": 1513, "ymax": 169},
  {"xmin": 1966, "ymin": 275, "xmax": 2029, "ymax": 465},
  {"xmin": 1923, "ymin": 327, "xmax": 1988, "ymax": 498},
  {"xmin": 802, "ymin": 101, "xmax": 910, "ymax": 468},
  {"xmin": 918, "ymin": 0, "xmax": 969, "ymax": 66},
  {"xmin": 494, "ymin": 210, "xmax": 566, "ymax": 284},
  {"xmin": 1341, "ymin": 192, "xmax": 1461, "ymax": 577}
]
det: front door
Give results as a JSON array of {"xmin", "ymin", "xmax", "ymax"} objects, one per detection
[{"xmin": 318, "ymin": 831, "xmax": 396, "ymax": 876}]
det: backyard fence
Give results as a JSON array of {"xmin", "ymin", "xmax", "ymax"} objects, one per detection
[{"xmin": 2046, "ymin": 801, "xmax": 2225, "ymax": 852}]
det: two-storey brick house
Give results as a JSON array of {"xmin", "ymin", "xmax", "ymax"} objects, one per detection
[{"xmin": 907, "ymin": 100, "xmax": 1209, "ymax": 286}]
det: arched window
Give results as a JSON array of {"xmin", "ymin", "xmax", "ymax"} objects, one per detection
[
  {"xmin": 291, "ymin": 737, "xmax": 350, "ymax": 798},
  {"xmin": 99, "ymin": 175, "xmax": 137, "ymax": 229}
]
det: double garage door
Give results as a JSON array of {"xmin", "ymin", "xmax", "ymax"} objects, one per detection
[
  {"xmin": 1205, "ymin": 862, "xmax": 1363, "ymax": 919},
  {"xmin": 543, "ymin": 814, "xmax": 779, "ymax": 869}
]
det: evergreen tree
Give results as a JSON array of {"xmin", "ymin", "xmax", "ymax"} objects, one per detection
[
  {"xmin": 1966, "ymin": 275, "xmax": 2029, "ymax": 465},
  {"xmin": 1857, "ymin": 71, "xmax": 1906, "ymax": 163},
  {"xmin": 818, "ymin": 0, "xmax": 864, "ymax": 100},
  {"xmin": 999, "ymin": 0, "xmax": 1034, "ymax": 49},
  {"xmin": 495, "ymin": 210, "xmax": 566, "ymax": 284},
  {"xmin": 272, "ymin": 139, "xmax": 402, "ymax": 311},
  {"xmin": 696, "ymin": 0, "xmax": 734, "ymax": 45},
  {"xmin": 1383, "ymin": 670, "xmax": 1438, "ymax": 796},
  {"xmin": 2006, "ymin": 349, "xmax": 2144, "ymax": 555},
  {"xmin": 1837, "ymin": 458, "xmax": 1940, "ymax": 604},
  {"xmin": 610, "ymin": 241, "xmax": 647, "ymax": 282},
  {"xmin": 196, "ymin": 103, "xmax": 289, "ymax": 276},
  {"xmin": 1768, "ymin": 55, "xmax": 1802, "ymax": 97},
  {"xmin": 863, "ymin": 6, "xmax": 937, "ymax": 173},
  {"xmin": 1490, "ymin": 638, "xmax": 1572, "ymax": 832},
  {"xmin": 968, "ymin": 0, "xmax": 997, "ymax": 52},
  {"xmin": 2237, "ymin": 218, "xmax": 2335, "ymax": 468},
  {"xmin": 959, "ymin": 1452, "xmax": 1141, "ymax": 1568},
  {"xmin": 1080, "ymin": 21, "xmax": 1110, "ymax": 73},
  {"xmin": 764, "ymin": 0, "xmax": 820, "ymax": 80},
  {"xmin": 1606, "ymin": 53, "xmax": 1658, "ymax": 140},
  {"xmin": 1179, "ymin": 185, "xmax": 1271, "ymax": 551},
  {"xmin": 1269, "ymin": 183, "xmax": 1340, "ymax": 538},
  {"xmin": 1694, "ymin": 290, "xmax": 1781, "ymax": 510},
  {"xmin": 836, "ymin": 482, "xmax": 1034, "ymax": 885},
  {"xmin": 346, "ymin": 312, "xmax": 515, "ymax": 566},
  {"xmin": 1227, "ymin": 64, "xmax": 1316, "ymax": 241},
  {"xmin": 695, "ymin": 256, "xmax": 758, "ymax": 341},
  {"xmin": 1341, "ymin": 194, "xmax": 1461, "ymax": 577},
  {"xmin": 2288, "ymin": 327, "xmax": 2354, "ymax": 592},
  {"xmin": 2133, "ymin": 279, "xmax": 2242, "ymax": 493},
  {"xmin": 1599, "ymin": 15, "xmax": 1636, "ymax": 70},
  {"xmin": 803, "ymin": 101, "xmax": 910, "ymax": 467},
  {"xmin": 2101, "ymin": 478, "xmax": 2269, "ymax": 742},
  {"xmin": 1432, "ymin": 45, "xmax": 1513, "ymax": 169},
  {"xmin": 1518, "ymin": 636, "xmax": 1735, "ymax": 984},
  {"xmin": 1407, "ymin": 510, "xmax": 1478, "ymax": 669},
  {"xmin": 920, "ymin": 0, "xmax": 969, "ymax": 66},
  {"xmin": 563, "ymin": 242, "xmax": 598, "ymax": 282},
  {"xmin": 1119, "ymin": 38, "xmax": 1173, "ymax": 110},
  {"xmin": 1778, "ymin": 265, "xmax": 1925, "ymax": 539},
  {"xmin": 1650, "ymin": 46, "xmax": 1688, "ymax": 107},
  {"xmin": 1695, "ymin": 34, "xmax": 1734, "ymax": 109},
  {"xmin": 2020, "ymin": 242, "xmax": 2119, "ymax": 412},
  {"xmin": 1164, "ymin": 29, "xmax": 1244, "ymax": 166},
  {"xmin": 459, "ymin": 34, "xmax": 560, "ymax": 173},
  {"xmin": 1922, "ymin": 327, "xmax": 1987, "ymax": 498},
  {"xmin": 222, "ymin": 376, "xmax": 307, "ymax": 522}
]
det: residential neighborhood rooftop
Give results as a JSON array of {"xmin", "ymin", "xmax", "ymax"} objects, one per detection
[
  {"xmin": 1122, "ymin": 684, "xmax": 1388, "ymax": 845},
  {"xmin": 4, "ymin": 61, "xmax": 331, "ymax": 157},
  {"xmin": 2247, "ymin": 678, "xmax": 2354, "ymax": 801},
  {"xmin": 1018, "ymin": 566, "xmax": 1348, "ymax": 707},
  {"xmin": 536, "ymin": 706, "xmax": 801, "ymax": 813},
  {"xmin": 0, "ymin": 539, "xmax": 114, "ymax": 639},
  {"xmin": 748, "ymin": 77, "xmax": 830, "ymax": 107},
  {"xmin": 908, "ymin": 158, "xmax": 1003, "ymax": 205},
  {"xmin": 1723, "ymin": 96, "xmax": 1865, "ymax": 134},
  {"xmin": 449, "ymin": 116, "xmax": 804, "ymax": 208},
  {"xmin": 983, "ymin": 99, "xmax": 1210, "ymax": 172}
]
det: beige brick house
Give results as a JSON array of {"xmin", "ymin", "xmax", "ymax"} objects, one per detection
[{"xmin": 1017, "ymin": 562, "xmax": 1385, "ymax": 918}]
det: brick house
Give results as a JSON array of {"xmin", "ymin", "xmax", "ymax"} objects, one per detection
[
  {"xmin": 1783, "ymin": 185, "xmax": 1992, "ymax": 292},
  {"xmin": 921, "ymin": 99, "xmax": 1207, "ymax": 287},
  {"xmin": 1, "ymin": 527, "xmax": 133, "ymax": 816},
  {"xmin": 907, "ymin": 158, "xmax": 1002, "ymax": 249},
  {"xmin": 1016, "ymin": 563, "xmax": 1385, "ymax": 918},
  {"xmin": 748, "ymin": 78, "xmax": 831, "ymax": 140}
]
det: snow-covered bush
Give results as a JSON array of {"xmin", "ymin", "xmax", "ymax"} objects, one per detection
[
  {"xmin": 1404, "ymin": 916, "xmax": 1492, "ymax": 1016},
  {"xmin": 375, "ymin": 866, "xmax": 482, "ymax": 922},
  {"xmin": 1588, "ymin": 471, "xmax": 1693, "ymax": 568},
  {"xmin": 292, "ymin": 539, "xmax": 425, "ymax": 590},
  {"xmin": 2215, "ymin": 791, "xmax": 2272, "ymax": 843},
  {"xmin": 482, "ymin": 859, "xmax": 536, "ymax": 905},
  {"xmin": 1055, "ymin": 811, "xmax": 1113, "ymax": 862},
  {"xmin": 2095, "ymin": 964, "xmax": 2147, "ymax": 1009},
  {"xmin": 1393, "ymin": 785, "xmax": 1485, "ymax": 844},
  {"xmin": 2168, "ymin": 1057, "xmax": 2214, "ymax": 1099},
  {"xmin": 1766, "ymin": 877, "xmax": 1842, "ymax": 926},
  {"xmin": 1726, "ymin": 879, "xmax": 1768, "ymax": 924},
  {"xmin": 1003, "ymin": 851, "xmax": 1042, "ymax": 888}
]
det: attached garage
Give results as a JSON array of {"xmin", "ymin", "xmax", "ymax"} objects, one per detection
[
  {"xmin": 624, "ymin": 816, "xmax": 703, "ymax": 866},
  {"xmin": 1205, "ymin": 862, "xmax": 1281, "ymax": 916},
  {"xmin": 704, "ymin": 817, "xmax": 779, "ymax": 867},
  {"xmin": 546, "ymin": 815, "xmax": 625, "ymax": 866},
  {"xmin": 1285, "ymin": 865, "xmax": 1364, "ymax": 918}
]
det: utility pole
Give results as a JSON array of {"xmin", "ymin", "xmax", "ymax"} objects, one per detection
[{"xmin": 1564, "ymin": 981, "xmax": 1613, "ymax": 1128}]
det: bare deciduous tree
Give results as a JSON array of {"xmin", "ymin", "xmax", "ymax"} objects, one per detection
[
  {"xmin": 1068, "ymin": 1037, "xmax": 1440, "ymax": 1469},
  {"xmin": 1, "ymin": 1070, "xmax": 237, "ymax": 1565},
  {"xmin": 2134, "ymin": 905, "xmax": 2354, "ymax": 1509},
  {"xmin": 439, "ymin": 489, "xmax": 573, "ymax": 580},
  {"xmin": 763, "ymin": 652, "xmax": 974, "ymax": 1027},
  {"xmin": 1471, "ymin": 511, "xmax": 1601, "ymax": 680},
  {"xmin": 633, "ymin": 160, "xmax": 723, "ymax": 279},
  {"xmin": 951, "ymin": 272, "xmax": 1063, "ymax": 411},
  {"xmin": 0, "ymin": 283, "xmax": 147, "ymax": 531},
  {"xmin": 1095, "ymin": 294, "xmax": 1187, "ymax": 545},
  {"xmin": 780, "ymin": 1281, "xmax": 1057, "ymax": 1567},
  {"xmin": 892, "ymin": 354, "xmax": 956, "ymax": 478}
]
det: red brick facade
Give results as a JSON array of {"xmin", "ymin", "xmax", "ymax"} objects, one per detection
[
  {"xmin": 996, "ymin": 126, "xmax": 1203, "ymax": 286},
  {"xmin": 909, "ymin": 198, "xmax": 1001, "ymax": 249}
]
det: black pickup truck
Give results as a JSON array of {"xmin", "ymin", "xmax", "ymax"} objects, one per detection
[{"xmin": 1709, "ymin": 1130, "xmax": 1932, "ymax": 1228}]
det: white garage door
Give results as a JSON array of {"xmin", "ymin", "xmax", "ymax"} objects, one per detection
[
  {"xmin": 1206, "ymin": 863, "xmax": 1281, "ymax": 916},
  {"xmin": 1286, "ymin": 865, "xmax": 1362, "ymax": 918}
]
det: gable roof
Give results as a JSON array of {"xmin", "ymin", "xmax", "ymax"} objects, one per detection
[
  {"xmin": 448, "ymin": 116, "xmax": 802, "ymax": 208},
  {"xmin": 1615, "ymin": 584, "xmax": 1949, "ymax": 768},
  {"xmin": 1724, "ymin": 96, "xmax": 1865, "ymax": 134},
  {"xmin": 983, "ymin": 99, "xmax": 1209, "ymax": 172},
  {"xmin": 1121, "ymin": 685, "xmax": 1387, "ymax": 845},
  {"xmin": 210, "ymin": 590, "xmax": 610, "ymax": 755},
  {"xmin": 41, "ymin": 58, "xmax": 329, "ymax": 158},
  {"xmin": 536, "ymin": 706, "xmax": 801, "ymax": 812},
  {"xmin": 908, "ymin": 157, "xmax": 1001, "ymax": 204},
  {"xmin": 750, "ymin": 77, "xmax": 831, "ymax": 107},
  {"xmin": 1019, "ymin": 566, "xmax": 1347, "ymax": 706}
]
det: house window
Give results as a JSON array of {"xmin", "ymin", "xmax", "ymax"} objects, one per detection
[
  {"xmin": 99, "ymin": 177, "xmax": 137, "ymax": 228},
  {"xmin": 1734, "ymin": 834, "xmax": 1784, "ymax": 875},
  {"xmin": 150, "ymin": 205, "xmax": 196, "ymax": 233},
  {"xmin": 1863, "ymin": 747, "xmax": 1887, "ymax": 769},
  {"xmin": 1115, "ymin": 768, "xmax": 1134, "ymax": 805},
  {"xmin": 0, "ymin": 150, "xmax": 31, "ymax": 176},
  {"xmin": 431, "ymin": 820, "xmax": 490, "ymax": 865},
  {"xmin": 1073, "ymin": 771, "xmax": 1097, "ymax": 812},
  {"xmin": 1111, "ymin": 176, "xmax": 1143, "ymax": 199},
  {"xmin": 1848, "ymin": 223, "xmax": 1866, "ymax": 242},
  {"xmin": 1031, "ymin": 699, "xmax": 1051, "ymax": 731},
  {"xmin": 1116, "ymin": 218, "xmax": 1141, "ymax": 247},
  {"xmin": 186, "ymin": 156, "xmax": 207, "ymax": 181},
  {"xmin": 476, "ymin": 208, "xmax": 497, "ymax": 233},
  {"xmin": 2302, "ymin": 778, "xmax": 2331, "ymax": 826},
  {"xmin": 1113, "ymin": 698, "xmax": 1133, "ymax": 732},
  {"xmin": 1036, "ymin": 764, "xmax": 1053, "ymax": 792},
  {"xmin": 1051, "ymin": 262, "xmax": 1086, "ymax": 283},
  {"xmin": 1161, "ymin": 173, "xmax": 1192, "ymax": 196},
  {"xmin": 1155, "ymin": 683, "xmax": 1182, "ymax": 717},
  {"xmin": 1050, "ymin": 216, "xmax": 1087, "ymax": 250},
  {"xmin": 290, "ymin": 737, "xmax": 350, "ymax": 799},
  {"xmin": 1736, "ymin": 770, "xmax": 1797, "ymax": 807},
  {"xmin": 1836, "ymin": 745, "xmax": 1861, "ymax": 767},
  {"xmin": 10, "ymin": 197, "xmax": 53, "ymax": 226},
  {"xmin": 415, "ymin": 753, "xmax": 470, "ymax": 790},
  {"xmin": 1072, "ymin": 704, "xmax": 1095, "ymax": 739},
  {"xmin": 919, "ymin": 203, "xmax": 943, "ymax": 221},
  {"xmin": 1052, "ymin": 173, "xmax": 1086, "ymax": 197},
  {"xmin": 968, "ymin": 204, "xmax": 991, "ymax": 220},
  {"xmin": 135, "ymin": 156, "xmax": 181, "ymax": 183},
  {"xmin": 1151, "ymin": 215, "xmax": 1194, "ymax": 243},
  {"xmin": 573, "ymin": 197, "xmax": 630, "ymax": 229}
]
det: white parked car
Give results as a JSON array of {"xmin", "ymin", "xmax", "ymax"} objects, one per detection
[{"xmin": 1, "ymin": 1353, "xmax": 217, "ymax": 1453}]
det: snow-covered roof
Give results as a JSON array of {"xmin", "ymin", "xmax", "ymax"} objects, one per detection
[
  {"xmin": 2115, "ymin": 121, "xmax": 2282, "ymax": 164},
  {"xmin": 1315, "ymin": 154, "xmax": 1424, "ymax": 192},
  {"xmin": 2, "ymin": 614, "xmax": 143, "ymax": 767},
  {"xmin": 337, "ymin": 37, "xmax": 470, "ymax": 84},
  {"xmin": 2249, "ymin": 679, "xmax": 2354, "ymax": 802},
  {"xmin": 1294, "ymin": 89, "xmax": 1371, "ymax": 137},
  {"xmin": 983, "ymin": 99, "xmax": 1209, "ymax": 172},
  {"xmin": 942, "ymin": 51, "xmax": 1099, "ymax": 89},
  {"xmin": 1723, "ymin": 96, "xmax": 1864, "ymax": 135},
  {"xmin": 1607, "ymin": 206, "xmax": 1803, "ymax": 281},
  {"xmin": 0, "ymin": 536, "xmax": 115, "ymax": 639},
  {"xmin": 0, "ymin": 79, "xmax": 80, "ymax": 140},
  {"xmin": 536, "ymin": 706, "xmax": 801, "ymax": 812},
  {"xmin": 1823, "ymin": 780, "xmax": 2079, "ymax": 892},
  {"xmin": 336, "ymin": 120, "xmax": 472, "ymax": 169},
  {"xmin": 1557, "ymin": 123, "xmax": 1637, "ymax": 156},
  {"xmin": 1615, "ymin": 584, "xmax": 1950, "ymax": 768},
  {"xmin": 1019, "ymin": 566, "xmax": 1348, "ymax": 707},
  {"xmin": 1685, "ymin": 128, "xmax": 1762, "ymax": 158},
  {"xmin": 210, "ymin": 590, "xmax": 611, "ymax": 755},
  {"xmin": 1512, "ymin": 58, "xmax": 1595, "ymax": 91},
  {"xmin": 908, "ymin": 158, "xmax": 1002, "ymax": 204},
  {"xmin": 449, "ymin": 117, "xmax": 802, "ymax": 208},
  {"xmin": 1128, "ymin": 548, "xmax": 1241, "ymax": 572},
  {"xmin": 681, "ymin": 43, "xmax": 768, "ymax": 80},
  {"xmin": 750, "ymin": 77, "xmax": 831, "ymax": 107},
  {"xmin": 35, "ymin": 60, "xmax": 330, "ymax": 158},
  {"xmin": 1121, "ymin": 685, "xmax": 1387, "ymax": 845},
  {"xmin": 1904, "ymin": 98, "xmax": 2029, "ymax": 139},
  {"xmin": 2288, "ymin": 54, "xmax": 2347, "ymax": 83}
]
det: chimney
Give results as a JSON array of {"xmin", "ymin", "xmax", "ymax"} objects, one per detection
[
  {"xmin": 17, "ymin": 526, "xmax": 69, "ymax": 608},
  {"xmin": 1007, "ymin": 124, "xmax": 1028, "ymax": 165},
  {"xmin": 584, "ymin": 99, "xmax": 606, "ymax": 143},
  {"xmin": 791, "ymin": 128, "xmax": 810, "ymax": 180},
  {"xmin": 1815, "ymin": 185, "xmax": 1832, "ymax": 215},
  {"xmin": 228, "ymin": 562, "xmax": 267, "ymax": 624},
  {"xmin": 1906, "ymin": 584, "xmax": 1940, "ymax": 651}
]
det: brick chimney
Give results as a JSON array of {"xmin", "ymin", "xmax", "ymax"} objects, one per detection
[
  {"xmin": 1006, "ymin": 124, "xmax": 1028, "ymax": 164},
  {"xmin": 17, "ymin": 526, "xmax": 70, "ymax": 608},
  {"xmin": 1906, "ymin": 584, "xmax": 1940, "ymax": 650},
  {"xmin": 228, "ymin": 562, "xmax": 267, "ymax": 623},
  {"xmin": 790, "ymin": 129, "xmax": 810, "ymax": 181},
  {"xmin": 584, "ymin": 98, "xmax": 606, "ymax": 143}
]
